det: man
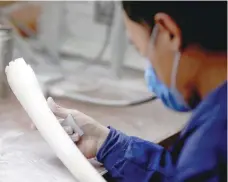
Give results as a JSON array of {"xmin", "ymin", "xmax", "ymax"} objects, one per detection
[{"xmin": 47, "ymin": 2, "xmax": 227, "ymax": 181}]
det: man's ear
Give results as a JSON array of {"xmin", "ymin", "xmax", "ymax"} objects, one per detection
[{"xmin": 154, "ymin": 13, "xmax": 182, "ymax": 51}]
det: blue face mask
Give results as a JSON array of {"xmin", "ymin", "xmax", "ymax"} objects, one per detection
[
  {"xmin": 145, "ymin": 59, "xmax": 190, "ymax": 112},
  {"xmin": 145, "ymin": 26, "xmax": 191, "ymax": 112}
]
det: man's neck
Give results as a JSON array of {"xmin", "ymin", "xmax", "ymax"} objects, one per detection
[{"xmin": 197, "ymin": 52, "xmax": 227, "ymax": 98}]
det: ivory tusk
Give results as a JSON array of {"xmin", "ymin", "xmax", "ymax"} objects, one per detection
[{"xmin": 5, "ymin": 58, "xmax": 106, "ymax": 182}]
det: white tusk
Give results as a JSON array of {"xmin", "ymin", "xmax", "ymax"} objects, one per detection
[{"xmin": 5, "ymin": 58, "xmax": 106, "ymax": 182}]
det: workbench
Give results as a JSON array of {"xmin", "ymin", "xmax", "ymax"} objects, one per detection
[{"xmin": 0, "ymin": 94, "xmax": 190, "ymax": 182}]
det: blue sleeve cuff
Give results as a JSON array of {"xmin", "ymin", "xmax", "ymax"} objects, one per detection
[
  {"xmin": 96, "ymin": 127, "xmax": 174, "ymax": 181},
  {"xmin": 96, "ymin": 126, "xmax": 130, "ymax": 170}
]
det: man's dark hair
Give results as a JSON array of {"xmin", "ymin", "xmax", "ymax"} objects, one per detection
[{"xmin": 122, "ymin": 1, "xmax": 227, "ymax": 51}]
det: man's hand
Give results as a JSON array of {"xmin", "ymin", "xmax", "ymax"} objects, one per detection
[{"xmin": 38, "ymin": 97, "xmax": 109, "ymax": 159}]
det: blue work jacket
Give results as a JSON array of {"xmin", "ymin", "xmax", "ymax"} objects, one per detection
[{"xmin": 97, "ymin": 81, "xmax": 227, "ymax": 182}]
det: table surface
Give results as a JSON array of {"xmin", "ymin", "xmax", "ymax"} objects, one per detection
[{"xmin": 0, "ymin": 94, "xmax": 190, "ymax": 182}]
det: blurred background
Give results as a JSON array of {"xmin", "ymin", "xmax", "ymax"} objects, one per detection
[
  {"xmin": 1, "ymin": 1, "xmax": 151, "ymax": 105},
  {"xmin": 0, "ymin": 2, "xmax": 190, "ymax": 181}
]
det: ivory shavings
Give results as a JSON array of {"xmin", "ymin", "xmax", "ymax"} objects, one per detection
[{"xmin": 5, "ymin": 58, "xmax": 106, "ymax": 182}]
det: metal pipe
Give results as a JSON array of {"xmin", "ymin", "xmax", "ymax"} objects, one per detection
[
  {"xmin": 38, "ymin": 1, "xmax": 67, "ymax": 65},
  {"xmin": 49, "ymin": 86, "xmax": 157, "ymax": 107},
  {"xmin": 0, "ymin": 24, "xmax": 13, "ymax": 98},
  {"xmin": 110, "ymin": 2, "xmax": 127, "ymax": 79}
]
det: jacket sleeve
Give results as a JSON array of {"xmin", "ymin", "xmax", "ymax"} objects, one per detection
[{"xmin": 96, "ymin": 127, "xmax": 174, "ymax": 182}]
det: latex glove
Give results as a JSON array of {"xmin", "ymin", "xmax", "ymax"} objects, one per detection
[{"xmin": 46, "ymin": 97, "xmax": 110, "ymax": 159}]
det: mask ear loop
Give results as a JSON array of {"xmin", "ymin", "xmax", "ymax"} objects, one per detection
[
  {"xmin": 171, "ymin": 52, "xmax": 181, "ymax": 89},
  {"xmin": 171, "ymin": 51, "xmax": 190, "ymax": 108},
  {"xmin": 150, "ymin": 24, "xmax": 159, "ymax": 46},
  {"xmin": 146, "ymin": 25, "xmax": 158, "ymax": 68},
  {"xmin": 150, "ymin": 24, "xmax": 180, "ymax": 89},
  {"xmin": 151, "ymin": 25, "xmax": 190, "ymax": 109}
]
